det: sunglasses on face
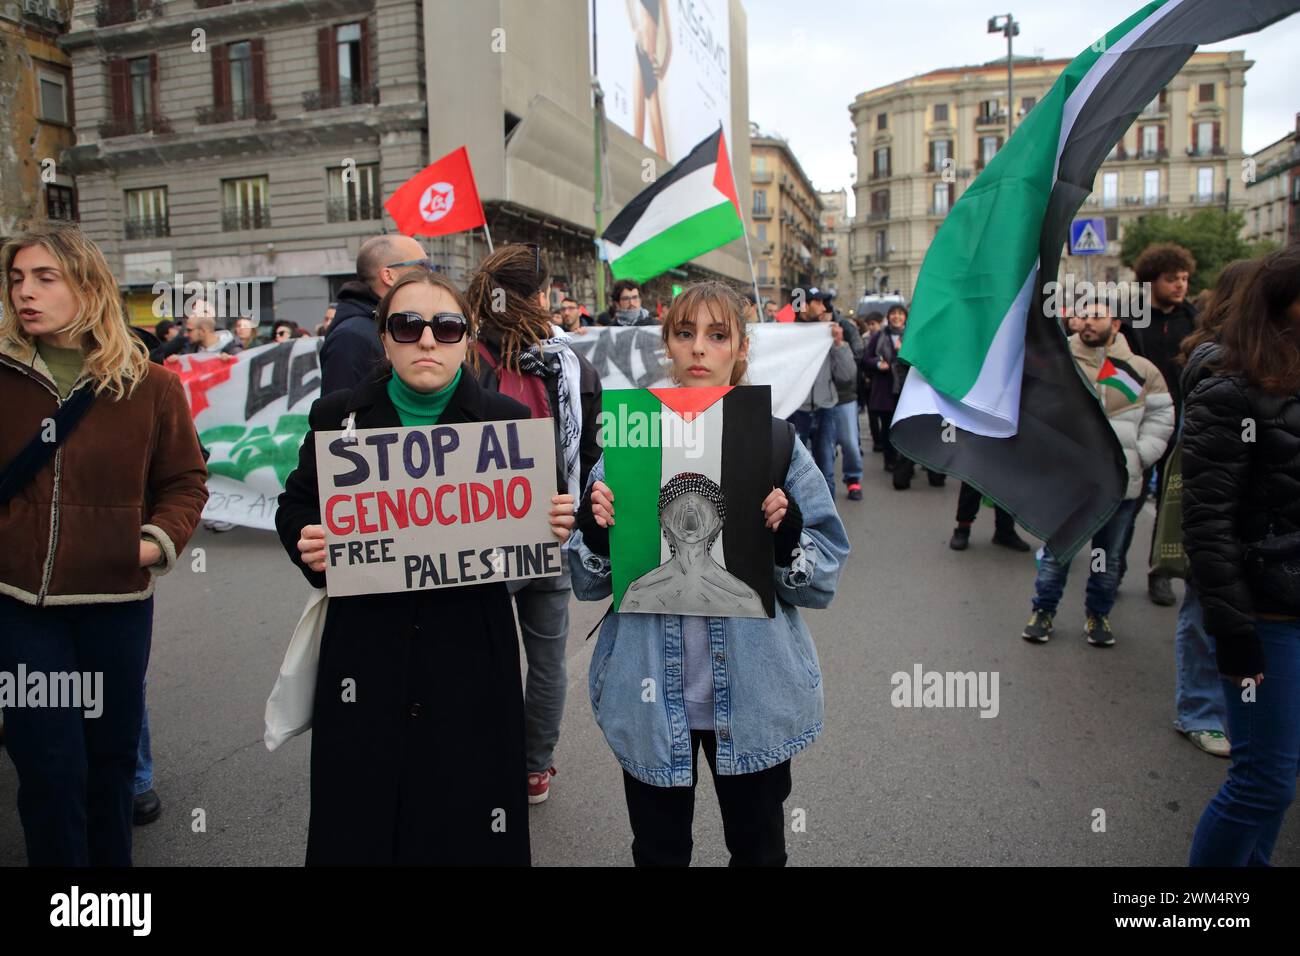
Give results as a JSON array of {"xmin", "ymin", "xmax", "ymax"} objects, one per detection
[
  {"xmin": 385, "ymin": 258, "xmax": 439, "ymax": 273},
  {"xmin": 384, "ymin": 310, "xmax": 470, "ymax": 344}
]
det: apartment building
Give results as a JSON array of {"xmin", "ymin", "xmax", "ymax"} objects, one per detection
[
  {"xmin": 750, "ymin": 130, "xmax": 822, "ymax": 307},
  {"xmin": 848, "ymin": 51, "xmax": 1252, "ymax": 300},
  {"xmin": 817, "ymin": 187, "xmax": 849, "ymax": 295},
  {"xmin": 1243, "ymin": 113, "xmax": 1299, "ymax": 248},
  {"xmin": 0, "ymin": 0, "xmax": 76, "ymax": 243}
]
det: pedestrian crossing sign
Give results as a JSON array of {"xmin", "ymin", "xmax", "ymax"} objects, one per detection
[{"xmin": 1070, "ymin": 218, "xmax": 1107, "ymax": 255}]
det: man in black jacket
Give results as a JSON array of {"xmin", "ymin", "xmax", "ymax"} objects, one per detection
[
  {"xmin": 319, "ymin": 234, "xmax": 429, "ymax": 395},
  {"xmin": 1120, "ymin": 242, "xmax": 1198, "ymax": 606}
]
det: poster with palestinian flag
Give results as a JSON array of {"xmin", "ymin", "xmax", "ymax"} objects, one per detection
[
  {"xmin": 1097, "ymin": 357, "xmax": 1142, "ymax": 402},
  {"xmin": 603, "ymin": 385, "xmax": 774, "ymax": 618},
  {"xmin": 890, "ymin": 0, "xmax": 1300, "ymax": 560}
]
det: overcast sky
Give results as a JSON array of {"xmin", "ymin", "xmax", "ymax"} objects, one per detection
[{"xmin": 746, "ymin": 0, "xmax": 1300, "ymax": 208}]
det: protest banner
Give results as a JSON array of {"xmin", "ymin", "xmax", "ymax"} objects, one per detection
[
  {"xmin": 176, "ymin": 325, "xmax": 829, "ymax": 531},
  {"xmin": 603, "ymin": 385, "xmax": 775, "ymax": 618},
  {"xmin": 313, "ymin": 418, "xmax": 559, "ymax": 597}
]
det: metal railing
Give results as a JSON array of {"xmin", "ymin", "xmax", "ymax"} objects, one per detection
[
  {"xmin": 96, "ymin": 0, "xmax": 153, "ymax": 26},
  {"xmin": 752, "ymin": 206, "xmax": 772, "ymax": 219},
  {"xmin": 867, "ymin": 210, "xmax": 890, "ymax": 222},
  {"xmin": 1189, "ymin": 191, "xmax": 1228, "ymax": 205},
  {"xmin": 124, "ymin": 215, "xmax": 170, "ymax": 239},
  {"xmin": 327, "ymin": 198, "xmax": 383, "ymax": 223},
  {"xmin": 975, "ymin": 111, "xmax": 1007, "ymax": 127},
  {"xmin": 927, "ymin": 205, "xmax": 950, "ymax": 216},
  {"xmin": 98, "ymin": 113, "xmax": 173, "ymax": 138},
  {"xmin": 751, "ymin": 170, "xmax": 773, "ymax": 184},
  {"xmin": 303, "ymin": 85, "xmax": 379, "ymax": 111},
  {"xmin": 221, "ymin": 206, "xmax": 272, "ymax": 231},
  {"xmin": 196, "ymin": 101, "xmax": 275, "ymax": 125}
]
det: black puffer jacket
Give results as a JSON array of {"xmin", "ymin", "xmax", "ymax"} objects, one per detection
[{"xmin": 1181, "ymin": 357, "xmax": 1300, "ymax": 676}]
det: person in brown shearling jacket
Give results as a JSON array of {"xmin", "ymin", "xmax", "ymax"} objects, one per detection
[{"xmin": 0, "ymin": 224, "xmax": 208, "ymax": 866}]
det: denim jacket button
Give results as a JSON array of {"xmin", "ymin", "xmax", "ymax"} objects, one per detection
[
  {"xmin": 713, "ymin": 652, "xmax": 724, "ymax": 664},
  {"xmin": 719, "ymin": 728, "xmax": 730, "ymax": 741}
]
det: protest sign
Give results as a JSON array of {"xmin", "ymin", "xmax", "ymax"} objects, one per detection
[{"xmin": 313, "ymin": 418, "xmax": 559, "ymax": 597}]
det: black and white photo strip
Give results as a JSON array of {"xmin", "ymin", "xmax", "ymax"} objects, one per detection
[{"xmin": 2, "ymin": 0, "xmax": 1300, "ymax": 936}]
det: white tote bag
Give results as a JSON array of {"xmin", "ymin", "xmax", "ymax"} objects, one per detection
[{"xmin": 264, "ymin": 587, "xmax": 328, "ymax": 752}]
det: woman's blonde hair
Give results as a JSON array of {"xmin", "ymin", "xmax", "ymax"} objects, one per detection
[
  {"xmin": 660, "ymin": 281, "xmax": 751, "ymax": 385},
  {"xmin": 1, "ymin": 223, "xmax": 149, "ymax": 400}
]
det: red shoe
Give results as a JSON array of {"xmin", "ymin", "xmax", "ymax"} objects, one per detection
[
  {"xmin": 846, "ymin": 482, "xmax": 863, "ymax": 501},
  {"xmin": 527, "ymin": 767, "xmax": 557, "ymax": 805}
]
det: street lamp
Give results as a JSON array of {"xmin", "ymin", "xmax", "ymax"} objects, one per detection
[{"xmin": 988, "ymin": 13, "xmax": 1020, "ymax": 144}]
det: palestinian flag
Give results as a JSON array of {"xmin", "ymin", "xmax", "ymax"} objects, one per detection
[
  {"xmin": 602, "ymin": 385, "xmax": 774, "ymax": 617},
  {"xmin": 1098, "ymin": 357, "xmax": 1142, "ymax": 402},
  {"xmin": 891, "ymin": 0, "xmax": 1300, "ymax": 559},
  {"xmin": 602, "ymin": 128, "xmax": 744, "ymax": 283}
]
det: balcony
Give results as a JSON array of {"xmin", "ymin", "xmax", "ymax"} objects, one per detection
[
  {"xmin": 1104, "ymin": 145, "xmax": 1129, "ymax": 162},
  {"xmin": 124, "ymin": 215, "xmax": 170, "ymax": 240},
  {"xmin": 868, "ymin": 168, "xmax": 892, "ymax": 182},
  {"xmin": 1187, "ymin": 145, "xmax": 1227, "ymax": 158},
  {"xmin": 98, "ymin": 113, "xmax": 173, "ymax": 138},
  {"xmin": 751, "ymin": 169, "xmax": 773, "ymax": 184},
  {"xmin": 303, "ymin": 84, "xmax": 379, "ymax": 112},
  {"xmin": 21, "ymin": 0, "xmax": 67, "ymax": 30},
  {"xmin": 196, "ymin": 100, "xmax": 276, "ymax": 125},
  {"xmin": 975, "ymin": 111, "xmax": 1007, "ymax": 128},
  {"xmin": 752, "ymin": 205, "xmax": 772, "ymax": 220},
  {"xmin": 867, "ymin": 210, "xmax": 890, "ymax": 222},
  {"xmin": 1125, "ymin": 193, "xmax": 1170, "ymax": 207},
  {"xmin": 221, "ymin": 206, "xmax": 272, "ymax": 231},
  {"xmin": 327, "ymin": 197, "xmax": 384, "ymax": 223},
  {"xmin": 1135, "ymin": 148, "xmax": 1169, "ymax": 161},
  {"xmin": 96, "ymin": 0, "xmax": 155, "ymax": 26},
  {"xmin": 927, "ymin": 205, "xmax": 951, "ymax": 217},
  {"xmin": 1189, "ymin": 191, "xmax": 1228, "ymax": 205}
]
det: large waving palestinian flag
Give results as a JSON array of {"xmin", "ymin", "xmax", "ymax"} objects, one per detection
[
  {"xmin": 891, "ymin": 0, "xmax": 1300, "ymax": 559},
  {"xmin": 602, "ymin": 128, "xmax": 744, "ymax": 283},
  {"xmin": 603, "ymin": 385, "xmax": 774, "ymax": 618}
]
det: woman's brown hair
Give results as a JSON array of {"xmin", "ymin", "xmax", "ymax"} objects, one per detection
[
  {"xmin": 1176, "ymin": 258, "xmax": 1258, "ymax": 365},
  {"xmin": 660, "ymin": 281, "xmax": 751, "ymax": 386},
  {"xmin": 1215, "ymin": 245, "xmax": 1300, "ymax": 395},
  {"xmin": 1, "ymin": 223, "xmax": 150, "ymax": 399},
  {"xmin": 374, "ymin": 269, "xmax": 480, "ymax": 369},
  {"xmin": 464, "ymin": 243, "xmax": 553, "ymax": 372}
]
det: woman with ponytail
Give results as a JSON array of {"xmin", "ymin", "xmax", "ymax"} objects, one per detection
[
  {"xmin": 0, "ymin": 224, "xmax": 208, "ymax": 865},
  {"xmin": 464, "ymin": 243, "xmax": 602, "ymax": 805}
]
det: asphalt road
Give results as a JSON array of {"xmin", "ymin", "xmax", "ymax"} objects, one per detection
[{"xmin": 3, "ymin": 449, "xmax": 1295, "ymax": 866}]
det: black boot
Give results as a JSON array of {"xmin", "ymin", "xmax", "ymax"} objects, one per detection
[
  {"xmin": 133, "ymin": 788, "xmax": 162, "ymax": 826},
  {"xmin": 992, "ymin": 528, "xmax": 1032, "ymax": 552},
  {"xmin": 892, "ymin": 458, "xmax": 914, "ymax": 490},
  {"xmin": 949, "ymin": 526, "xmax": 971, "ymax": 550}
]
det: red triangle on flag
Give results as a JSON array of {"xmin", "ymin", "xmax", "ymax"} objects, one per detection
[
  {"xmin": 648, "ymin": 386, "xmax": 733, "ymax": 422},
  {"xmin": 711, "ymin": 129, "xmax": 741, "ymax": 219}
]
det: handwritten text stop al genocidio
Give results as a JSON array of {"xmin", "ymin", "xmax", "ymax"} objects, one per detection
[{"xmin": 314, "ymin": 419, "xmax": 560, "ymax": 597}]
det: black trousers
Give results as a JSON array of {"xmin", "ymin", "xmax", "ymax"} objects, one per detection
[
  {"xmin": 955, "ymin": 481, "xmax": 1014, "ymax": 532},
  {"xmin": 621, "ymin": 731, "xmax": 792, "ymax": 866}
]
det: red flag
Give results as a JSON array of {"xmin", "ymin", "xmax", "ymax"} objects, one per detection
[
  {"xmin": 775, "ymin": 304, "xmax": 795, "ymax": 323},
  {"xmin": 384, "ymin": 146, "xmax": 487, "ymax": 238}
]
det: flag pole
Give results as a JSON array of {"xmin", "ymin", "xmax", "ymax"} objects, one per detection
[
  {"xmin": 481, "ymin": 221, "xmax": 495, "ymax": 255},
  {"xmin": 591, "ymin": 0, "xmax": 607, "ymax": 316},
  {"xmin": 730, "ymin": 122, "xmax": 764, "ymax": 319}
]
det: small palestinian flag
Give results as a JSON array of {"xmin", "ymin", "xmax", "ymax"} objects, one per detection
[
  {"xmin": 601, "ymin": 128, "xmax": 744, "ymax": 283},
  {"xmin": 602, "ymin": 385, "xmax": 774, "ymax": 618},
  {"xmin": 1097, "ymin": 357, "xmax": 1141, "ymax": 402},
  {"xmin": 890, "ymin": 0, "xmax": 1300, "ymax": 560}
]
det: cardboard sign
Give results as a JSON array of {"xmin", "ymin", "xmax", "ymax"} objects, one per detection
[
  {"xmin": 314, "ymin": 419, "xmax": 560, "ymax": 597},
  {"xmin": 603, "ymin": 385, "xmax": 775, "ymax": 618}
]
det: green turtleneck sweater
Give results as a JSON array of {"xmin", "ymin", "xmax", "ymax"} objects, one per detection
[
  {"xmin": 386, "ymin": 367, "xmax": 462, "ymax": 426},
  {"xmin": 36, "ymin": 341, "xmax": 85, "ymax": 399}
]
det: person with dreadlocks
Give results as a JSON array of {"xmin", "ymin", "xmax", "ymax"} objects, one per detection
[
  {"xmin": 570, "ymin": 280, "xmax": 850, "ymax": 866},
  {"xmin": 464, "ymin": 243, "xmax": 602, "ymax": 806}
]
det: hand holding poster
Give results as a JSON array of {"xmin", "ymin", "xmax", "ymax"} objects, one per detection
[
  {"xmin": 604, "ymin": 384, "xmax": 775, "ymax": 618},
  {"xmin": 314, "ymin": 419, "xmax": 560, "ymax": 597}
]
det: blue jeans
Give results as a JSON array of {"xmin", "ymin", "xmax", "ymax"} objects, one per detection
[
  {"xmin": 1032, "ymin": 499, "xmax": 1139, "ymax": 617},
  {"xmin": 134, "ymin": 687, "xmax": 153, "ymax": 796},
  {"xmin": 1189, "ymin": 618, "xmax": 1300, "ymax": 866},
  {"xmin": 0, "ymin": 595, "xmax": 153, "ymax": 866},
  {"xmin": 830, "ymin": 400, "xmax": 863, "ymax": 486},
  {"xmin": 514, "ymin": 571, "xmax": 571, "ymax": 772},
  {"xmin": 809, "ymin": 407, "xmax": 839, "ymax": 493},
  {"xmin": 1174, "ymin": 585, "xmax": 1228, "ymax": 734}
]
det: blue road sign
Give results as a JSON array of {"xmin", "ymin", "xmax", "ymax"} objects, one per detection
[{"xmin": 1069, "ymin": 218, "xmax": 1107, "ymax": 255}]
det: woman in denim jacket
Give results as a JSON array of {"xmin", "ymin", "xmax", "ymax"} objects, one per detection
[{"xmin": 570, "ymin": 281, "xmax": 850, "ymax": 866}]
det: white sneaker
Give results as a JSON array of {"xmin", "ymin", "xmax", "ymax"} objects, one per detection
[
  {"xmin": 203, "ymin": 519, "xmax": 235, "ymax": 533},
  {"xmin": 1186, "ymin": 730, "xmax": 1231, "ymax": 758}
]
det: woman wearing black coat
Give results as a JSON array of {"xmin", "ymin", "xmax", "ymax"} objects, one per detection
[
  {"xmin": 1182, "ymin": 246, "xmax": 1300, "ymax": 866},
  {"xmin": 276, "ymin": 270, "xmax": 574, "ymax": 865}
]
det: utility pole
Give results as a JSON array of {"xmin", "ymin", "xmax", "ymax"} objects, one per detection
[{"xmin": 988, "ymin": 14, "xmax": 1020, "ymax": 143}]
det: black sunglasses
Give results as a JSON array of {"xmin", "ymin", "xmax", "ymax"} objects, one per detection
[
  {"xmin": 385, "ymin": 257, "xmax": 440, "ymax": 273},
  {"xmin": 383, "ymin": 310, "xmax": 470, "ymax": 344}
]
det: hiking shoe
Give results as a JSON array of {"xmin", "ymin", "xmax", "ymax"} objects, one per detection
[
  {"xmin": 949, "ymin": 527, "xmax": 971, "ymax": 551},
  {"xmin": 1022, "ymin": 609, "xmax": 1054, "ymax": 643},
  {"xmin": 992, "ymin": 529, "xmax": 1032, "ymax": 552},
  {"xmin": 1148, "ymin": 574, "xmax": 1176, "ymax": 607},
  {"xmin": 1185, "ymin": 730, "xmax": 1231, "ymax": 758},
  {"xmin": 527, "ymin": 767, "xmax": 557, "ymax": 805},
  {"xmin": 1084, "ymin": 613, "xmax": 1116, "ymax": 647},
  {"xmin": 133, "ymin": 788, "xmax": 162, "ymax": 826},
  {"xmin": 846, "ymin": 483, "xmax": 863, "ymax": 501}
]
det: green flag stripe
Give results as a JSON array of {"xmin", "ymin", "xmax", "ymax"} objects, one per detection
[
  {"xmin": 603, "ymin": 389, "xmax": 663, "ymax": 609},
  {"xmin": 609, "ymin": 201, "xmax": 743, "ymax": 283}
]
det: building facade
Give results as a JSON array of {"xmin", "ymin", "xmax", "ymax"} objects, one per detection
[
  {"xmin": 0, "ymin": 0, "xmax": 77, "ymax": 244},
  {"xmin": 816, "ymin": 187, "xmax": 848, "ymax": 296},
  {"xmin": 848, "ymin": 51, "xmax": 1252, "ymax": 300},
  {"xmin": 750, "ymin": 130, "xmax": 821, "ymax": 307},
  {"xmin": 1244, "ymin": 113, "xmax": 1299, "ymax": 249}
]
